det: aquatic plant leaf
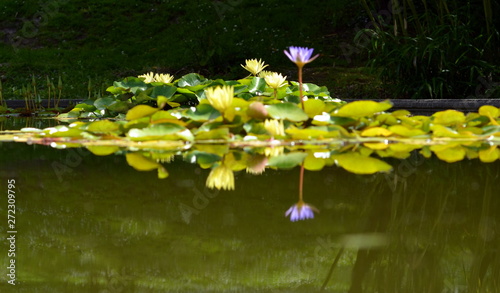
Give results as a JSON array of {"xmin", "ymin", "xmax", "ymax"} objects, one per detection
[
  {"xmin": 266, "ymin": 103, "xmax": 308, "ymax": 122},
  {"xmin": 304, "ymin": 99, "xmax": 325, "ymax": 118},
  {"xmin": 158, "ymin": 166, "xmax": 169, "ymax": 179},
  {"xmin": 479, "ymin": 105, "xmax": 499, "ymax": 118},
  {"xmin": 177, "ymin": 73, "xmax": 210, "ymax": 91},
  {"xmin": 286, "ymin": 127, "xmax": 331, "ymax": 140},
  {"xmin": 430, "ymin": 144, "xmax": 466, "ymax": 163},
  {"xmin": 333, "ymin": 100, "xmax": 393, "ymax": 117},
  {"xmin": 73, "ymin": 102, "xmax": 96, "ymax": 112},
  {"xmin": 332, "ymin": 153, "xmax": 392, "ymax": 174},
  {"xmin": 150, "ymin": 85, "xmax": 177, "ymax": 99},
  {"xmin": 479, "ymin": 146, "xmax": 499, "ymax": 163},
  {"xmin": 361, "ymin": 127, "xmax": 393, "ymax": 137},
  {"xmin": 107, "ymin": 101, "xmax": 130, "ymax": 113},
  {"xmin": 268, "ymin": 152, "xmax": 308, "ymax": 169},
  {"xmin": 113, "ymin": 77, "xmax": 149, "ymax": 94},
  {"xmin": 86, "ymin": 146, "xmax": 120, "ymax": 156},
  {"xmin": 432, "ymin": 110, "xmax": 466, "ymax": 126},
  {"xmin": 388, "ymin": 125, "xmax": 427, "ymax": 137},
  {"xmin": 126, "ymin": 105, "xmax": 158, "ymax": 121},
  {"xmin": 363, "ymin": 142, "xmax": 389, "ymax": 150},
  {"xmin": 127, "ymin": 123, "xmax": 187, "ymax": 141},
  {"xmin": 303, "ymin": 153, "xmax": 326, "ymax": 171},
  {"xmin": 94, "ymin": 97, "xmax": 116, "ymax": 111},
  {"xmin": 86, "ymin": 120, "xmax": 120, "ymax": 134},
  {"xmin": 195, "ymin": 128, "xmax": 230, "ymax": 140},
  {"xmin": 248, "ymin": 77, "xmax": 266, "ymax": 93},
  {"xmin": 126, "ymin": 153, "xmax": 161, "ymax": 171},
  {"xmin": 44, "ymin": 126, "xmax": 84, "ymax": 138},
  {"xmin": 185, "ymin": 103, "xmax": 221, "ymax": 121}
]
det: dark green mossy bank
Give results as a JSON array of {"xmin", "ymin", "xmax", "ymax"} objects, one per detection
[{"xmin": 0, "ymin": 0, "xmax": 365, "ymax": 101}]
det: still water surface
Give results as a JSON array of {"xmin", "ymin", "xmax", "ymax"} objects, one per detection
[{"xmin": 0, "ymin": 118, "xmax": 499, "ymax": 292}]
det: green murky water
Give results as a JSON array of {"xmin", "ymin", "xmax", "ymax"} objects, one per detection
[{"xmin": 0, "ymin": 118, "xmax": 499, "ymax": 292}]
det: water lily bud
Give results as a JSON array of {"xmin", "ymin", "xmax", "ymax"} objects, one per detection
[{"xmin": 247, "ymin": 101, "xmax": 268, "ymax": 120}]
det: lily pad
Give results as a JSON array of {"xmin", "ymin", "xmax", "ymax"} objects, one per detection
[
  {"xmin": 333, "ymin": 100, "xmax": 393, "ymax": 118},
  {"xmin": 268, "ymin": 152, "xmax": 308, "ymax": 169},
  {"xmin": 332, "ymin": 153, "xmax": 392, "ymax": 174},
  {"xmin": 266, "ymin": 103, "xmax": 308, "ymax": 122},
  {"xmin": 126, "ymin": 105, "xmax": 158, "ymax": 121}
]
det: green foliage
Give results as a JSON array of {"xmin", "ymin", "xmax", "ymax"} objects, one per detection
[{"xmin": 358, "ymin": 0, "xmax": 500, "ymax": 99}]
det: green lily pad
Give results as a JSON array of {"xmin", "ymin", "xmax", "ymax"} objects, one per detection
[
  {"xmin": 333, "ymin": 100, "xmax": 393, "ymax": 117},
  {"xmin": 126, "ymin": 153, "xmax": 161, "ymax": 171},
  {"xmin": 432, "ymin": 110, "xmax": 466, "ymax": 126},
  {"xmin": 126, "ymin": 105, "xmax": 158, "ymax": 121},
  {"xmin": 86, "ymin": 120, "xmax": 120, "ymax": 134},
  {"xmin": 268, "ymin": 152, "xmax": 307, "ymax": 169},
  {"xmin": 266, "ymin": 103, "xmax": 308, "ymax": 122},
  {"xmin": 332, "ymin": 153, "xmax": 392, "ymax": 174},
  {"xmin": 87, "ymin": 146, "xmax": 120, "ymax": 156}
]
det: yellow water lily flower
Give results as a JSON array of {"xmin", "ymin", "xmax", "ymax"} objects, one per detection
[
  {"xmin": 241, "ymin": 58, "xmax": 269, "ymax": 76},
  {"xmin": 138, "ymin": 72, "xmax": 155, "ymax": 83},
  {"xmin": 264, "ymin": 72, "xmax": 288, "ymax": 89},
  {"xmin": 205, "ymin": 85, "xmax": 234, "ymax": 114},
  {"xmin": 154, "ymin": 73, "xmax": 174, "ymax": 84},
  {"xmin": 257, "ymin": 70, "xmax": 273, "ymax": 78},
  {"xmin": 206, "ymin": 164, "xmax": 235, "ymax": 190},
  {"xmin": 264, "ymin": 119, "xmax": 285, "ymax": 136}
]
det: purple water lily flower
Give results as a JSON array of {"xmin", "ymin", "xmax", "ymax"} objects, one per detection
[
  {"xmin": 284, "ymin": 46, "xmax": 319, "ymax": 67},
  {"xmin": 285, "ymin": 201, "xmax": 318, "ymax": 222}
]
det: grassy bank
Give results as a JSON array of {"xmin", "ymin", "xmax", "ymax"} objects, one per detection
[{"xmin": 0, "ymin": 0, "xmax": 376, "ymax": 102}]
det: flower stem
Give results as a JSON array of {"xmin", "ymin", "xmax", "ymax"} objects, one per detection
[
  {"xmin": 298, "ymin": 66, "xmax": 304, "ymax": 110},
  {"xmin": 299, "ymin": 163, "xmax": 304, "ymax": 201}
]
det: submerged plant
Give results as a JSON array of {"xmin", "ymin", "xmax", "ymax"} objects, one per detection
[{"xmin": 284, "ymin": 46, "xmax": 319, "ymax": 109}]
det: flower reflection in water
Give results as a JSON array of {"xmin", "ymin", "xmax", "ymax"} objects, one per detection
[
  {"xmin": 285, "ymin": 200, "xmax": 318, "ymax": 222},
  {"xmin": 285, "ymin": 163, "xmax": 319, "ymax": 222},
  {"xmin": 206, "ymin": 163, "xmax": 235, "ymax": 190}
]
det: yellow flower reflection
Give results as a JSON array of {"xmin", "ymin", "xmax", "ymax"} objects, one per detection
[
  {"xmin": 206, "ymin": 164, "xmax": 235, "ymax": 190},
  {"xmin": 241, "ymin": 58, "xmax": 269, "ymax": 76},
  {"xmin": 264, "ymin": 119, "xmax": 285, "ymax": 137},
  {"xmin": 205, "ymin": 85, "xmax": 234, "ymax": 114}
]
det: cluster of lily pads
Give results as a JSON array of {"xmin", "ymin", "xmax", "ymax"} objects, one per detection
[{"xmin": 5, "ymin": 47, "xmax": 500, "ymax": 179}]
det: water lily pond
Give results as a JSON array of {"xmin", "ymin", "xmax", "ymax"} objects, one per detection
[{"xmin": 1, "ymin": 116, "xmax": 500, "ymax": 292}]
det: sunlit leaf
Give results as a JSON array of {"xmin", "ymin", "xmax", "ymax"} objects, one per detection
[
  {"xmin": 430, "ymin": 144, "xmax": 466, "ymax": 163},
  {"xmin": 332, "ymin": 153, "xmax": 392, "ymax": 174},
  {"xmin": 126, "ymin": 105, "xmax": 158, "ymax": 120},
  {"xmin": 268, "ymin": 152, "xmax": 307, "ymax": 169},
  {"xmin": 361, "ymin": 127, "xmax": 393, "ymax": 137},
  {"xmin": 304, "ymin": 99, "xmax": 325, "ymax": 118},
  {"xmin": 479, "ymin": 146, "xmax": 499, "ymax": 163},
  {"xmin": 266, "ymin": 103, "xmax": 308, "ymax": 122},
  {"xmin": 333, "ymin": 100, "xmax": 392, "ymax": 117},
  {"xmin": 432, "ymin": 110, "xmax": 466, "ymax": 126},
  {"xmin": 479, "ymin": 105, "xmax": 499, "ymax": 118},
  {"xmin": 86, "ymin": 146, "xmax": 120, "ymax": 156},
  {"xmin": 86, "ymin": 120, "xmax": 120, "ymax": 134},
  {"xmin": 126, "ymin": 153, "xmax": 161, "ymax": 171},
  {"xmin": 388, "ymin": 125, "xmax": 427, "ymax": 137}
]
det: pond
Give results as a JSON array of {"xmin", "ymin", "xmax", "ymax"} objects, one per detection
[{"xmin": 1, "ymin": 117, "xmax": 499, "ymax": 292}]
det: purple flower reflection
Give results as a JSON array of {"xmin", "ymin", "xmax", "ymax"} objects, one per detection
[
  {"xmin": 285, "ymin": 201, "xmax": 318, "ymax": 222},
  {"xmin": 284, "ymin": 46, "xmax": 319, "ymax": 67}
]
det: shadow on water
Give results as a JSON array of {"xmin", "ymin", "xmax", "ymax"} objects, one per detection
[{"xmin": 1, "ymin": 134, "xmax": 499, "ymax": 292}]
